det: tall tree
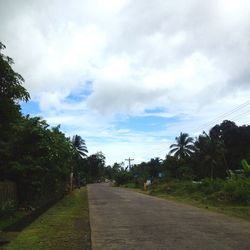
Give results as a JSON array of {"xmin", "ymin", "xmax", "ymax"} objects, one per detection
[
  {"xmin": 0, "ymin": 42, "xmax": 30, "ymax": 172},
  {"xmin": 210, "ymin": 120, "xmax": 250, "ymax": 170},
  {"xmin": 169, "ymin": 132, "xmax": 195, "ymax": 160},
  {"xmin": 194, "ymin": 131, "xmax": 226, "ymax": 179},
  {"xmin": 70, "ymin": 135, "xmax": 88, "ymax": 189},
  {"xmin": 86, "ymin": 152, "xmax": 105, "ymax": 182},
  {"xmin": 0, "ymin": 42, "xmax": 29, "ymax": 102},
  {"xmin": 71, "ymin": 135, "xmax": 88, "ymax": 159}
]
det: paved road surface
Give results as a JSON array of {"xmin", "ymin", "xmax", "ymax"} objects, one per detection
[{"xmin": 88, "ymin": 183, "xmax": 250, "ymax": 250}]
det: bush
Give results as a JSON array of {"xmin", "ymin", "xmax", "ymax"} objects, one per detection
[
  {"xmin": 114, "ymin": 171, "xmax": 132, "ymax": 186},
  {"xmin": 124, "ymin": 183, "xmax": 137, "ymax": 188},
  {"xmin": 198, "ymin": 179, "xmax": 223, "ymax": 195},
  {"xmin": 222, "ymin": 178, "xmax": 250, "ymax": 204},
  {"xmin": 177, "ymin": 166, "xmax": 194, "ymax": 180},
  {"xmin": 145, "ymin": 177, "xmax": 250, "ymax": 206}
]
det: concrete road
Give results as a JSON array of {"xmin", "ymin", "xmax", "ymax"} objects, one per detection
[{"xmin": 88, "ymin": 183, "xmax": 250, "ymax": 250}]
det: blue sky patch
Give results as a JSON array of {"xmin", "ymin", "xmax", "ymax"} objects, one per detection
[
  {"xmin": 21, "ymin": 100, "xmax": 40, "ymax": 116},
  {"xmin": 66, "ymin": 81, "xmax": 93, "ymax": 103},
  {"xmin": 115, "ymin": 115, "xmax": 177, "ymax": 133},
  {"xmin": 144, "ymin": 107, "xmax": 167, "ymax": 114}
]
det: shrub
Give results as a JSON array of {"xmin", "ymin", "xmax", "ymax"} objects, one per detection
[
  {"xmin": 198, "ymin": 179, "xmax": 223, "ymax": 195},
  {"xmin": 222, "ymin": 178, "xmax": 250, "ymax": 204},
  {"xmin": 114, "ymin": 171, "xmax": 132, "ymax": 186}
]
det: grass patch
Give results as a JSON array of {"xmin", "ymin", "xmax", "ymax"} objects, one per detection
[
  {"xmin": 152, "ymin": 192, "xmax": 250, "ymax": 221},
  {"xmin": 125, "ymin": 181, "xmax": 250, "ymax": 221},
  {"xmin": 123, "ymin": 183, "xmax": 137, "ymax": 189},
  {"xmin": 0, "ymin": 211, "xmax": 28, "ymax": 231},
  {"xmin": 3, "ymin": 188, "xmax": 91, "ymax": 250}
]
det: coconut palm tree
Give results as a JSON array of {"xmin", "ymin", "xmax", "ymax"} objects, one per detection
[
  {"xmin": 71, "ymin": 135, "xmax": 88, "ymax": 159},
  {"xmin": 195, "ymin": 131, "xmax": 226, "ymax": 179},
  {"xmin": 169, "ymin": 132, "xmax": 195, "ymax": 159},
  {"xmin": 70, "ymin": 135, "xmax": 88, "ymax": 192}
]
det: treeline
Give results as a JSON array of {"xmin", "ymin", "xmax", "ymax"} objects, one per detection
[
  {"xmin": 0, "ymin": 42, "xmax": 105, "ymax": 214},
  {"xmin": 112, "ymin": 121, "xmax": 250, "ymax": 196},
  {"xmin": 111, "ymin": 121, "xmax": 250, "ymax": 204}
]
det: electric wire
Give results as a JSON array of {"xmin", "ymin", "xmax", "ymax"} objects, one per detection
[{"xmin": 145, "ymin": 100, "xmax": 250, "ymax": 159}]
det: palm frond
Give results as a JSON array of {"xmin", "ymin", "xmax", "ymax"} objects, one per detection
[
  {"xmin": 170, "ymin": 143, "xmax": 178, "ymax": 148},
  {"xmin": 71, "ymin": 134, "xmax": 88, "ymax": 158},
  {"xmin": 169, "ymin": 148, "xmax": 179, "ymax": 155}
]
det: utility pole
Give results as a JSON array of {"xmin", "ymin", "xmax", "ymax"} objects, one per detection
[{"xmin": 125, "ymin": 157, "xmax": 134, "ymax": 168}]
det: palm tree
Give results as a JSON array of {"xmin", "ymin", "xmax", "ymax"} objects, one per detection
[
  {"xmin": 195, "ymin": 131, "xmax": 226, "ymax": 179},
  {"xmin": 169, "ymin": 132, "xmax": 195, "ymax": 159},
  {"xmin": 71, "ymin": 135, "xmax": 88, "ymax": 159},
  {"xmin": 70, "ymin": 135, "xmax": 88, "ymax": 192}
]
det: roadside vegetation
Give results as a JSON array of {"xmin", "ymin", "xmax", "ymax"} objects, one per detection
[
  {"xmin": 3, "ymin": 188, "xmax": 91, "ymax": 250},
  {"xmin": 0, "ymin": 42, "xmax": 106, "ymax": 235},
  {"xmin": 110, "ymin": 122, "xmax": 250, "ymax": 220},
  {"xmin": 125, "ymin": 177, "xmax": 250, "ymax": 220},
  {"xmin": 1, "ymin": 38, "xmax": 250, "ymax": 243}
]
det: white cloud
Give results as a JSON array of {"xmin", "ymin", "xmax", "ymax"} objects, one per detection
[{"xmin": 1, "ymin": 0, "xmax": 250, "ymax": 165}]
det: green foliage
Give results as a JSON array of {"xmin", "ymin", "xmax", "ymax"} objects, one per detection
[
  {"xmin": 153, "ymin": 178, "xmax": 250, "ymax": 205},
  {"xmin": 0, "ymin": 47, "xmax": 76, "ymax": 205},
  {"xmin": 71, "ymin": 135, "xmax": 88, "ymax": 159},
  {"xmin": 136, "ymin": 163, "xmax": 250, "ymax": 205},
  {"xmin": 241, "ymin": 159, "xmax": 250, "ymax": 176},
  {"xmin": 169, "ymin": 132, "xmax": 195, "ymax": 159},
  {"xmin": 227, "ymin": 159, "xmax": 250, "ymax": 180},
  {"xmin": 176, "ymin": 165, "xmax": 194, "ymax": 180},
  {"xmin": 4, "ymin": 188, "xmax": 91, "ymax": 250},
  {"xmin": 210, "ymin": 121, "xmax": 250, "ymax": 173},
  {"xmin": 0, "ymin": 43, "xmax": 106, "ymax": 217},
  {"xmin": 114, "ymin": 169, "xmax": 132, "ymax": 186},
  {"xmin": 222, "ymin": 178, "xmax": 250, "ymax": 204},
  {"xmin": 194, "ymin": 131, "xmax": 227, "ymax": 179},
  {"xmin": 0, "ymin": 42, "xmax": 30, "ymax": 102},
  {"xmin": 1, "ymin": 116, "xmax": 74, "ymax": 207},
  {"xmin": 84, "ymin": 152, "xmax": 106, "ymax": 182},
  {"xmin": 129, "ymin": 158, "xmax": 163, "ymax": 183},
  {"xmin": 0, "ymin": 42, "xmax": 29, "ymax": 172},
  {"xmin": 197, "ymin": 179, "xmax": 223, "ymax": 195},
  {"xmin": 101, "ymin": 122, "xmax": 249, "ymax": 208}
]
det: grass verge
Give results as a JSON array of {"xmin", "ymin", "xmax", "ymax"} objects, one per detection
[
  {"xmin": 123, "ymin": 183, "xmax": 250, "ymax": 221},
  {"xmin": 3, "ymin": 187, "xmax": 91, "ymax": 250},
  {"xmin": 0, "ymin": 211, "xmax": 28, "ymax": 232}
]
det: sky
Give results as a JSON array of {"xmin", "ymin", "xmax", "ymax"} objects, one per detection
[{"xmin": 1, "ymin": 0, "xmax": 250, "ymax": 165}]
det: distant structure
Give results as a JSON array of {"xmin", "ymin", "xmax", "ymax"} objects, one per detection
[{"xmin": 125, "ymin": 157, "xmax": 134, "ymax": 168}]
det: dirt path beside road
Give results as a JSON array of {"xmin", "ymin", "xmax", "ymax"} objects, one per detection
[{"xmin": 88, "ymin": 183, "xmax": 250, "ymax": 250}]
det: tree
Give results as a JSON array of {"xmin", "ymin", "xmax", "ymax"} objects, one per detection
[
  {"xmin": 0, "ymin": 42, "xmax": 30, "ymax": 102},
  {"xmin": 169, "ymin": 132, "xmax": 195, "ymax": 160},
  {"xmin": 71, "ymin": 135, "xmax": 88, "ymax": 159},
  {"xmin": 210, "ymin": 120, "xmax": 250, "ymax": 171},
  {"xmin": 86, "ymin": 152, "xmax": 106, "ymax": 182},
  {"xmin": 194, "ymin": 131, "xmax": 226, "ymax": 179},
  {"xmin": 0, "ymin": 43, "xmax": 85, "ymax": 207},
  {"xmin": 4, "ymin": 116, "xmax": 73, "ymax": 206},
  {"xmin": 163, "ymin": 155, "xmax": 180, "ymax": 178},
  {"xmin": 0, "ymin": 42, "xmax": 30, "ymax": 172},
  {"xmin": 0, "ymin": 42, "xmax": 29, "ymax": 127},
  {"xmin": 147, "ymin": 158, "xmax": 162, "ymax": 178},
  {"xmin": 70, "ymin": 135, "xmax": 88, "ymax": 190}
]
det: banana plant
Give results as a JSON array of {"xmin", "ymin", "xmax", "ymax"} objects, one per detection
[{"xmin": 241, "ymin": 159, "xmax": 250, "ymax": 176}]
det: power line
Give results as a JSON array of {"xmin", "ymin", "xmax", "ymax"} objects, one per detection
[
  {"xmin": 229, "ymin": 109, "xmax": 250, "ymax": 121},
  {"xmin": 145, "ymin": 100, "xmax": 250, "ymax": 158},
  {"xmin": 194, "ymin": 100, "xmax": 250, "ymax": 132},
  {"xmin": 129, "ymin": 100, "xmax": 250, "ymax": 163}
]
